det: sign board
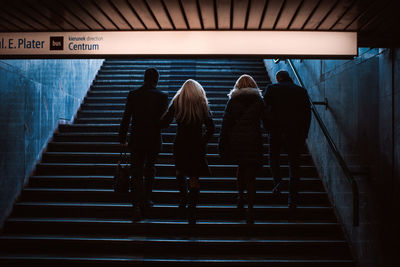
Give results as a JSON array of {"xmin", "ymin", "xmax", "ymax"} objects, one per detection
[{"xmin": 0, "ymin": 31, "xmax": 357, "ymax": 58}]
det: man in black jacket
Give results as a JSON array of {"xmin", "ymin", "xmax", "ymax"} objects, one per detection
[
  {"xmin": 263, "ymin": 70, "xmax": 311, "ymax": 209},
  {"xmin": 119, "ymin": 68, "xmax": 169, "ymax": 219}
]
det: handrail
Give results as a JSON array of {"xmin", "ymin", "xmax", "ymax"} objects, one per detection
[{"xmin": 286, "ymin": 59, "xmax": 359, "ymax": 227}]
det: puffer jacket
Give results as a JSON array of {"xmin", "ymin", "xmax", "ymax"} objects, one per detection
[{"xmin": 219, "ymin": 87, "xmax": 265, "ymax": 164}]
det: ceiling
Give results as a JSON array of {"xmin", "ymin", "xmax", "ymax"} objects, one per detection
[{"xmin": 0, "ymin": 0, "xmax": 398, "ymax": 48}]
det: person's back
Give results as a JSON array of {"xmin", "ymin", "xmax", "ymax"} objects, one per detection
[
  {"xmin": 126, "ymin": 86, "xmax": 168, "ymax": 149},
  {"xmin": 264, "ymin": 81, "xmax": 310, "ymax": 138},
  {"xmin": 119, "ymin": 69, "xmax": 168, "ymax": 151}
]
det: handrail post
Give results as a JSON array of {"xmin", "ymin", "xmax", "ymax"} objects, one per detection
[{"xmin": 285, "ymin": 59, "xmax": 359, "ymax": 227}]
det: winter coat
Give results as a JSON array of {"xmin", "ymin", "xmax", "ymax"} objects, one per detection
[
  {"xmin": 219, "ymin": 87, "xmax": 265, "ymax": 164},
  {"xmin": 119, "ymin": 70, "xmax": 169, "ymax": 152},
  {"xmin": 160, "ymin": 103, "xmax": 215, "ymax": 176}
]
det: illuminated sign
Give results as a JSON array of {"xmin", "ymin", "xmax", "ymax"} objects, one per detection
[{"xmin": 0, "ymin": 31, "xmax": 357, "ymax": 58}]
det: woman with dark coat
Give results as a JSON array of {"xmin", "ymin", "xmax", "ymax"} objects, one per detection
[
  {"xmin": 161, "ymin": 79, "xmax": 214, "ymax": 224},
  {"xmin": 219, "ymin": 74, "xmax": 265, "ymax": 224}
]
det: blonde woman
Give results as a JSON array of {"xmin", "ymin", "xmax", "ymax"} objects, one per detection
[
  {"xmin": 161, "ymin": 79, "xmax": 214, "ymax": 224},
  {"xmin": 219, "ymin": 74, "xmax": 265, "ymax": 224}
]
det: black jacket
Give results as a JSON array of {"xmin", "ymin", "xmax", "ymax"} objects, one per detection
[
  {"xmin": 219, "ymin": 88, "xmax": 265, "ymax": 163},
  {"xmin": 263, "ymin": 81, "xmax": 311, "ymax": 139},
  {"xmin": 119, "ymin": 71, "xmax": 168, "ymax": 152}
]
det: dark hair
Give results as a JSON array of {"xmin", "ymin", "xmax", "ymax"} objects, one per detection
[
  {"xmin": 275, "ymin": 70, "xmax": 293, "ymax": 83},
  {"xmin": 144, "ymin": 68, "xmax": 159, "ymax": 87}
]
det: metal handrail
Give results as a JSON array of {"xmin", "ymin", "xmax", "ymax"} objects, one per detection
[{"xmin": 286, "ymin": 59, "xmax": 359, "ymax": 227}]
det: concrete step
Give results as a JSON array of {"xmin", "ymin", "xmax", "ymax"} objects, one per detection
[
  {"xmin": 19, "ymin": 188, "xmax": 328, "ymax": 205},
  {"xmin": 41, "ymin": 152, "xmax": 313, "ymax": 165},
  {"xmin": 28, "ymin": 176, "xmax": 324, "ymax": 191},
  {"xmin": 0, "ymin": 235, "xmax": 351, "ymax": 258},
  {"xmin": 34, "ymin": 162, "xmax": 317, "ymax": 177},
  {"xmin": 46, "ymin": 141, "xmax": 308, "ymax": 154},
  {"xmin": 3, "ymin": 218, "xmax": 344, "ymax": 238},
  {"xmin": 79, "ymin": 103, "xmax": 227, "ymax": 111},
  {"xmin": 11, "ymin": 203, "xmax": 335, "ymax": 221}
]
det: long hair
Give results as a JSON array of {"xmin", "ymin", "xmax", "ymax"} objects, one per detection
[
  {"xmin": 171, "ymin": 79, "xmax": 210, "ymax": 124},
  {"xmin": 228, "ymin": 74, "xmax": 261, "ymax": 98}
]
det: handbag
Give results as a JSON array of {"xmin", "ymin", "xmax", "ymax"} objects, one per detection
[{"xmin": 113, "ymin": 151, "xmax": 130, "ymax": 193}]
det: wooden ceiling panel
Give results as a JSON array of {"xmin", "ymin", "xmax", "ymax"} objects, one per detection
[
  {"xmin": 216, "ymin": 0, "xmax": 231, "ymax": 29},
  {"xmin": 128, "ymin": 0, "xmax": 159, "ymax": 29},
  {"xmin": 110, "ymin": 0, "xmax": 145, "ymax": 30},
  {"xmin": 318, "ymin": 0, "xmax": 352, "ymax": 30},
  {"xmin": 180, "ymin": 0, "xmax": 202, "ymax": 29},
  {"xmin": 289, "ymin": 0, "xmax": 320, "ymax": 30},
  {"xmin": 96, "ymin": 0, "xmax": 132, "ymax": 30},
  {"xmin": 199, "ymin": 0, "xmax": 216, "ymax": 29},
  {"xmin": 46, "ymin": 0, "xmax": 90, "ymax": 31},
  {"xmin": 232, "ymin": 0, "xmax": 248, "ymax": 29},
  {"xmin": 246, "ymin": 0, "xmax": 267, "ymax": 29},
  {"xmin": 346, "ymin": 0, "xmax": 383, "ymax": 31},
  {"xmin": 303, "ymin": 0, "xmax": 337, "ymax": 30},
  {"xmin": 0, "ymin": 9, "xmax": 35, "ymax": 31},
  {"xmin": 332, "ymin": 0, "xmax": 373, "ymax": 30},
  {"xmin": 275, "ymin": 0, "xmax": 302, "ymax": 30},
  {"xmin": 0, "ymin": 18, "xmax": 22, "ymax": 31},
  {"xmin": 7, "ymin": 3, "xmax": 48, "ymax": 30},
  {"xmin": 163, "ymin": 0, "xmax": 188, "ymax": 29},
  {"xmin": 260, "ymin": 0, "xmax": 284, "ymax": 29},
  {"xmin": 18, "ymin": 0, "xmax": 64, "ymax": 31},
  {"xmin": 62, "ymin": 1, "xmax": 104, "ymax": 30},
  {"xmin": 78, "ymin": 0, "xmax": 118, "ymax": 30},
  {"xmin": 146, "ymin": 0, "xmax": 174, "ymax": 29},
  {"xmin": 31, "ymin": 2, "xmax": 77, "ymax": 31}
]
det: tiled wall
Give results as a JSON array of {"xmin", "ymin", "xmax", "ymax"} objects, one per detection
[
  {"xmin": 0, "ymin": 59, "xmax": 104, "ymax": 227},
  {"xmin": 264, "ymin": 48, "xmax": 400, "ymax": 267}
]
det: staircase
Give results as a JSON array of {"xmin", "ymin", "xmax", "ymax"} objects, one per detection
[{"xmin": 0, "ymin": 59, "xmax": 355, "ymax": 266}]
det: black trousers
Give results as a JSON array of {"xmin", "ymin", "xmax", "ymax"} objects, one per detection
[
  {"xmin": 130, "ymin": 148, "xmax": 158, "ymax": 206},
  {"xmin": 269, "ymin": 129, "xmax": 305, "ymax": 199}
]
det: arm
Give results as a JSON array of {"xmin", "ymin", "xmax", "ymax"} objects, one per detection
[
  {"xmin": 119, "ymin": 91, "xmax": 134, "ymax": 144},
  {"xmin": 160, "ymin": 103, "xmax": 175, "ymax": 129},
  {"xmin": 262, "ymin": 85, "xmax": 273, "ymax": 132},
  {"xmin": 203, "ymin": 111, "xmax": 215, "ymax": 143},
  {"xmin": 218, "ymin": 100, "xmax": 234, "ymax": 156}
]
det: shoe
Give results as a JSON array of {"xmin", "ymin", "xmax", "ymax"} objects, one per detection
[
  {"xmin": 288, "ymin": 196, "xmax": 297, "ymax": 210},
  {"xmin": 144, "ymin": 199, "xmax": 154, "ymax": 209},
  {"xmin": 246, "ymin": 209, "xmax": 254, "ymax": 224},
  {"xmin": 131, "ymin": 206, "xmax": 142, "ymax": 222},
  {"xmin": 188, "ymin": 209, "xmax": 196, "ymax": 225},
  {"xmin": 272, "ymin": 183, "xmax": 282, "ymax": 197},
  {"xmin": 178, "ymin": 198, "xmax": 187, "ymax": 209},
  {"xmin": 236, "ymin": 196, "xmax": 244, "ymax": 210}
]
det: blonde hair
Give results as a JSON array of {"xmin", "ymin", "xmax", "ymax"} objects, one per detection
[
  {"xmin": 171, "ymin": 79, "xmax": 210, "ymax": 124},
  {"xmin": 234, "ymin": 74, "xmax": 258, "ymax": 89},
  {"xmin": 228, "ymin": 74, "xmax": 260, "ymax": 98}
]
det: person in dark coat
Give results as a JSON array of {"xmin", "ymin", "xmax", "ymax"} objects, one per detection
[
  {"xmin": 263, "ymin": 70, "xmax": 311, "ymax": 209},
  {"xmin": 219, "ymin": 74, "xmax": 265, "ymax": 224},
  {"xmin": 161, "ymin": 79, "xmax": 214, "ymax": 225},
  {"xmin": 119, "ymin": 68, "xmax": 169, "ymax": 220}
]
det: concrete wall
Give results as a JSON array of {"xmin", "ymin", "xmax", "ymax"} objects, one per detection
[
  {"xmin": 0, "ymin": 59, "xmax": 104, "ymax": 227},
  {"xmin": 264, "ymin": 48, "xmax": 400, "ymax": 267}
]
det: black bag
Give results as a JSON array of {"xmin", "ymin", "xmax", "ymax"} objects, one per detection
[{"xmin": 113, "ymin": 152, "xmax": 130, "ymax": 193}]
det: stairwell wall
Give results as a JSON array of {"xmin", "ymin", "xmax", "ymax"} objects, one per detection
[
  {"xmin": 0, "ymin": 59, "xmax": 104, "ymax": 227},
  {"xmin": 264, "ymin": 48, "xmax": 400, "ymax": 267}
]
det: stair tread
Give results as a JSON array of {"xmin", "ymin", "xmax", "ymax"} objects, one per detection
[
  {"xmin": 7, "ymin": 217, "xmax": 340, "ymax": 225},
  {"xmin": 0, "ymin": 235, "xmax": 347, "ymax": 244},
  {"xmin": 16, "ymin": 202, "xmax": 332, "ymax": 209},
  {"xmin": 0, "ymin": 254, "xmax": 355, "ymax": 263}
]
